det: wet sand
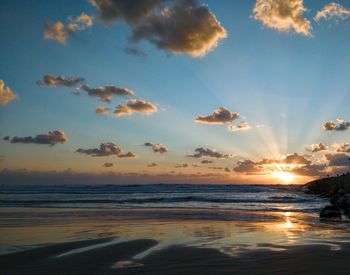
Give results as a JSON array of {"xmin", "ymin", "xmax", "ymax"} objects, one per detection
[{"xmin": 1, "ymin": 238, "xmax": 350, "ymax": 275}]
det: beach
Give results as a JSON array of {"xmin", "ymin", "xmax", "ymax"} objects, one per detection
[
  {"xmin": 1, "ymin": 184, "xmax": 350, "ymax": 274},
  {"xmin": 1, "ymin": 206, "xmax": 350, "ymax": 274}
]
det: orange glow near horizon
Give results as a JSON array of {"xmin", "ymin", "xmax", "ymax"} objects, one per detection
[{"xmin": 272, "ymin": 171, "xmax": 295, "ymax": 184}]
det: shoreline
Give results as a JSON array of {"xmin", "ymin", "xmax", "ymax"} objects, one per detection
[{"xmin": 1, "ymin": 238, "xmax": 350, "ymax": 275}]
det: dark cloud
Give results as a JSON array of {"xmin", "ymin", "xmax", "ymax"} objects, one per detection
[
  {"xmin": 325, "ymin": 153, "xmax": 350, "ymax": 167},
  {"xmin": 147, "ymin": 162, "xmax": 158, "ymax": 167},
  {"xmin": 175, "ymin": 163, "xmax": 189, "ymax": 168},
  {"xmin": 195, "ymin": 107, "xmax": 239, "ymax": 125},
  {"xmin": 91, "ymin": 0, "xmax": 227, "ymax": 57},
  {"xmin": 305, "ymin": 143, "xmax": 328, "ymax": 153},
  {"xmin": 4, "ymin": 130, "xmax": 68, "ymax": 146},
  {"xmin": 79, "ymin": 84, "xmax": 134, "ymax": 103},
  {"xmin": 0, "ymin": 169, "xmax": 234, "ymax": 185},
  {"xmin": 102, "ymin": 162, "xmax": 114, "ymax": 167},
  {"xmin": 0, "ymin": 80, "xmax": 18, "ymax": 105},
  {"xmin": 118, "ymin": 151, "xmax": 136, "ymax": 158},
  {"xmin": 44, "ymin": 13, "xmax": 94, "ymax": 44},
  {"xmin": 234, "ymin": 160, "xmax": 260, "ymax": 173},
  {"xmin": 233, "ymin": 153, "xmax": 325, "ymax": 176},
  {"xmin": 187, "ymin": 147, "xmax": 232, "ymax": 159},
  {"xmin": 333, "ymin": 143, "xmax": 350, "ymax": 153},
  {"xmin": 76, "ymin": 142, "xmax": 135, "ymax": 158},
  {"xmin": 113, "ymin": 99, "xmax": 157, "ymax": 116},
  {"xmin": 144, "ymin": 142, "xmax": 168, "ymax": 153},
  {"xmin": 323, "ymin": 118, "xmax": 350, "ymax": 131},
  {"xmin": 208, "ymin": 166, "xmax": 223, "ymax": 170},
  {"xmin": 37, "ymin": 75, "xmax": 85, "ymax": 87},
  {"xmin": 283, "ymin": 153, "xmax": 311, "ymax": 165},
  {"xmin": 224, "ymin": 167, "xmax": 231, "ymax": 173},
  {"xmin": 91, "ymin": 0, "xmax": 163, "ymax": 24},
  {"xmin": 201, "ymin": 160, "xmax": 213, "ymax": 164}
]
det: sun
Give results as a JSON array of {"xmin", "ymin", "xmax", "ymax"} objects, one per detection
[{"xmin": 273, "ymin": 171, "xmax": 295, "ymax": 184}]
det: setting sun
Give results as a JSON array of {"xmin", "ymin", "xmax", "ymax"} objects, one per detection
[{"xmin": 273, "ymin": 171, "xmax": 295, "ymax": 184}]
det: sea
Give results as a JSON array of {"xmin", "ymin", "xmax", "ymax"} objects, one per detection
[{"xmin": 0, "ymin": 184, "xmax": 326, "ymax": 213}]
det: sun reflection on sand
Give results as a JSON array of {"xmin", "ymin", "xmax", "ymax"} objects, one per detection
[{"xmin": 1, "ymin": 208, "xmax": 350, "ymax": 257}]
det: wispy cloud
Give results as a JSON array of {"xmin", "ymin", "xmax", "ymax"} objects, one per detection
[
  {"xmin": 79, "ymin": 84, "xmax": 134, "ymax": 103},
  {"xmin": 187, "ymin": 147, "xmax": 232, "ymax": 159},
  {"xmin": 44, "ymin": 13, "xmax": 94, "ymax": 44},
  {"xmin": 37, "ymin": 75, "xmax": 85, "ymax": 87},
  {"xmin": 314, "ymin": 2, "xmax": 350, "ymax": 22},
  {"xmin": 228, "ymin": 123, "xmax": 252, "ymax": 132}
]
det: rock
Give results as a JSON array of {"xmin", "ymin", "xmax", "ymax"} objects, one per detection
[
  {"xmin": 343, "ymin": 208, "xmax": 350, "ymax": 218},
  {"xmin": 335, "ymin": 194, "xmax": 350, "ymax": 209},
  {"xmin": 320, "ymin": 205, "xmax": 342, "ymax": 219}
]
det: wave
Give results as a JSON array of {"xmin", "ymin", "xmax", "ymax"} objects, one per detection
[{"xmin": 0, "ymin": 196, "xmax": 311, "ymax": 205}]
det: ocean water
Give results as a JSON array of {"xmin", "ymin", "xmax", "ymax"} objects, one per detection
[
  {"xmin": 0, "ymin": 184, "xmax": 326, "ymax": 213},
  {"xmin": 2, "ymin": 184, "xmax": 350, "ymax": 257}
]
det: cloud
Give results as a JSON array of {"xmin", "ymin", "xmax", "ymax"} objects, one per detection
[
  {"xmin": 228, "ymin": 123, "xmax": 252, "ymax": 132},
  {"xmin": 113, "ymin": 99, "xmax": 157, "ymax": 116},
  {"xmin": 224, "ymin": 167, "xmax": 231, "ymax": 173},
  {"xmin": 187, "ymin": 147, "xmax": 232, "ymax": 159},
  {"xmin": 79, "ymin": 84, "xmax": 134, "ymax": 103},
  {"xmin": 4, "ymin": 130, "xmax": 68, "ymax": 146},
  {"xmin": 323, "ymin": 118, "xmax": 350, "ymax": 131},
  {"xmin": 314, "ymin": 3, "xmax": 350, "ymax": 22},
  {"xmin": 118, "ymin": 151, "xmax": 136, "ymax": 158},
  {"xmin": 102, "ymin": 162, "xmax": 114, "ymax": 167},
  {"xmin": 124, "ymin": 46, "xmax": 148, "ymax": 57},
  {"xmin": 91, "ymin": 0, "xmax": 163, "ymax": 24},
  {"xmin": 333, "ymin": 143, "xmax": 350, "ymax": 153},
  {"xmin": 233, "ymin": 153, "xmax": 325, "ymax": 176},
  {"xmin": 144, "ymin": 142, "xmax": 168, "ymax": 153},
  {"xmin": 0, "ymin": 80, "xmax": 18, "ymax": 105},
  {"xmin": 195, "ymin": 107, "xmax": 240, "ymax": 125},
  {"xmin": 76, "ymin": 142, "xmax": 135, "ymax": 157},
  {"xmin": 37, "ymin": 75, "xmax": 85, "ymax": 87},
  {"xmin": 44, "ymin": 13, "xmax": 94, "ymax": 44},
  {"xmin": 96, "ymin": 106, "xmax": 110, "ymax": 115},
  {"xmin": 175, "ymin": 163, "xmax": 189, "ymax": 168},
  {"xmin": 253, "ymin": 0, "xmax": 312, "ymax": 36},
  {"xmin": 91, "ymin": 0, "xmax": 227, "ymax": 57},
  {"xmin": 201, "ymin": 160, "xmax": 213, "ymax": 164},
  {"xmin": 306, "ymin": 143, "xmax": 328, "ymax": 153},
  {"xmin": 147, "ymin": 162, "xmax": 158, "ymax": 167},
  {"xmin": 325, "ymin": 153, "xmax": 350, "ymax": 167}
]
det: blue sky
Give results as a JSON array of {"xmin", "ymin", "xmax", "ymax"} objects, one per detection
[{"xmin": 1, "ymin": 0, "xmax": 350, "ymax": 184}]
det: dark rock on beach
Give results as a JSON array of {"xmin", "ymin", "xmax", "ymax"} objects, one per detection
[
  {"xmin": 303, "ymin": 173, "xmax": 350, "ymax": 219},
  {"xmin": 319, "ymin": 205, "xmax": 341, "ymax": 219}
]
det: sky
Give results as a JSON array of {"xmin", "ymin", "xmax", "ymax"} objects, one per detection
[{"xmin": 1, "ymin": 0, "xmax": 350, "ymax": 185}]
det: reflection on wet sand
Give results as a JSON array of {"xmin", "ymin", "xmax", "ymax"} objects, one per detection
[{"xmin": 1, "ymin": 208, "xmax": 350, "ymax": 257}]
